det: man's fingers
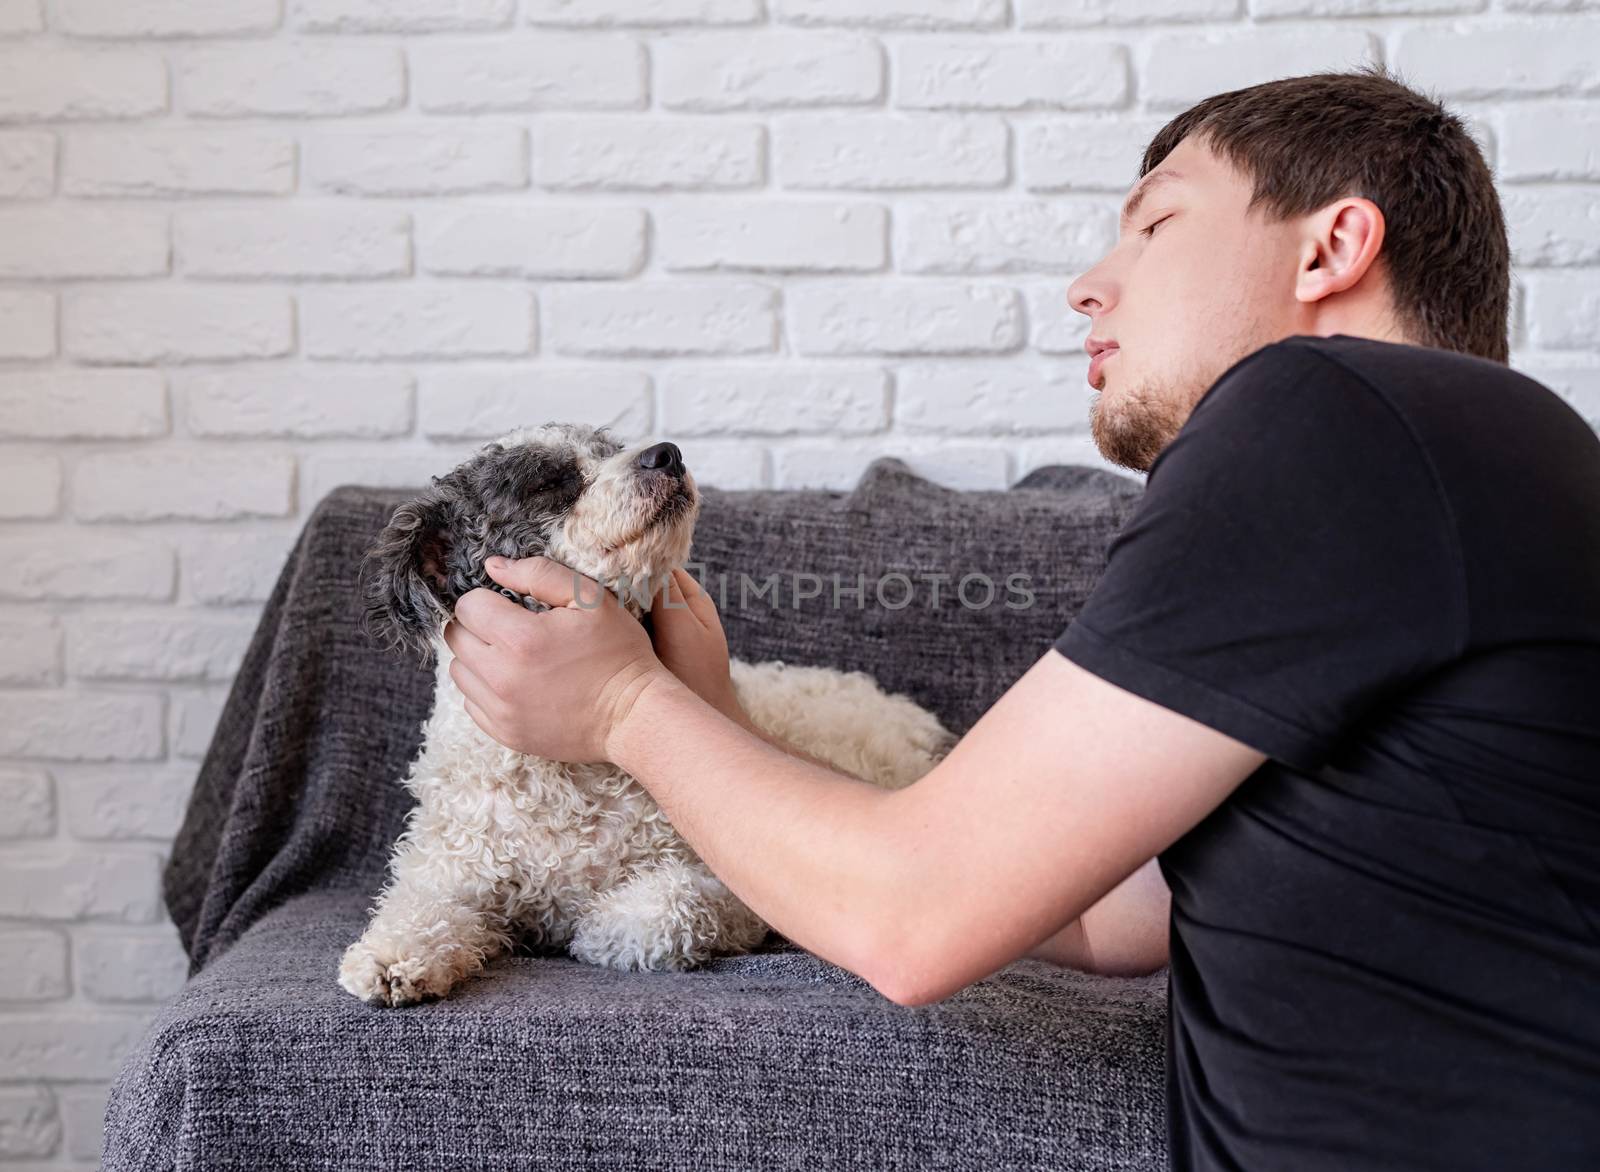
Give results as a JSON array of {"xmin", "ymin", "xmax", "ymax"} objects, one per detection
[
  {"xmin": 461, "ymin": 695, "xmax": 500, "ymax": 743},
  {"xmin": 672, "ymin": 568, "xmax": 720, "ymax": 626},
  {"xmin": 449, "ymin": 656, "xmax": 500, "ymax": 715},
  {"xmin": 453, "ymin": 586, "xmax": 535, "ymax": 643},
  {"xmin": 443, "ymin": 615, "xmax": 493, "ymax": 665}
]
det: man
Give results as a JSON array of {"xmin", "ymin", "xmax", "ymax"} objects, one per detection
[{"xmin": 444, "ymin": 67, "xmax": 1600, "ymax": 1169}]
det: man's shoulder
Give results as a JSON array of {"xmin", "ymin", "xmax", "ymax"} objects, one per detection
[
  {"xmin": 1226, "ymin": 333, "xmax": 1563, "ymax": 421},
  {"xmin": 1192, "ymin": 333, "xmax": 1590, "ymax": 458}
]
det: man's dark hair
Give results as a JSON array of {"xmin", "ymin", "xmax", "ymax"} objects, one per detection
[{"xmin": 1141, "ymin": 63, "xmax": 1511, "ymax": 364}]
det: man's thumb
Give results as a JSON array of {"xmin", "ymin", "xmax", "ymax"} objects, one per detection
[{"xmin": 485, "ymin": 555, "xmax": 596, "ymax": 608}]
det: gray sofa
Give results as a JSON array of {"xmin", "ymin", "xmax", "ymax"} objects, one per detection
[{"xmin": 102, "ymin": 456, "xmax": 1167, "ymax": 1171}]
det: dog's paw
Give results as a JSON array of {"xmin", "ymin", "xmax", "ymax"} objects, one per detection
[
  {"xmin": 338, "ymin": 940, "xmax": 391, "ymax": 1005},
  {"xmin": 338, "ymin": 941, "xmax": 453, "ymax": 1007}
]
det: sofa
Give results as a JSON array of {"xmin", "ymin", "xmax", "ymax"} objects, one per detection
[{"xmin": 102, "ymin": 455, "xmax": 1167, "ymax": 1171}]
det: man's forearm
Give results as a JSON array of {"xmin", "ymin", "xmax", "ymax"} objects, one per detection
[{"xmin": 606, "ymin": 671, "xmax": 903, "ymax": 988}]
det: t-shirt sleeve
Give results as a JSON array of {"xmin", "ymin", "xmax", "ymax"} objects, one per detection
[{"xmin": 1054, "ymin": 338, "xmax": 1467, "ymax": 772}]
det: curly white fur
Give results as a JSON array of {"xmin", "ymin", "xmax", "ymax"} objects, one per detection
[{"xmin": 339, "ymin": 426, "xmax": 954, "ymax": 1007}]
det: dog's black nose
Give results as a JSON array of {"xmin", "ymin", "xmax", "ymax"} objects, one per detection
[{"xmin": 636, "ymin": 441, "xmax": 685, "ymax": 476}]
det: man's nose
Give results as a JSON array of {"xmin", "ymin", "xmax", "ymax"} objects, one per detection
[
  {"xmin": 636, "ymin": 441, "xmax": 685, "ymax": 476},
  {"xmin": 1067, "ymin": 262, "xmax": 1114, "ymax": 318}
]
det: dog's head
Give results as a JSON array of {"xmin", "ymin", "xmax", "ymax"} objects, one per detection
[{"xmin": 362, "ymin": 422, "xmax": 701, "ymax": 658}]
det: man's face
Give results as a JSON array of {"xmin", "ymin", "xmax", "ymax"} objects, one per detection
[{"xmin": 1068, "ymin": 134, "xmax": 1308, "ymax": 472}]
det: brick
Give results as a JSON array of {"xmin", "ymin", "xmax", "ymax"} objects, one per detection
[
  {"xmin": 896, "ymin": 363, "xmax": 1087, "ymax": 433},
  {"xmin": 895, "ymin": 40, "xmax": 1129, "ymax": 111},
  {"xmin": 1021, "ymin": 116, "xmax": 1170, "ymax": 192},
  {"xmin": 897, "ymin": 198, "xmax": 1117, "ymax": 273},
  {"xmin": 657, "ymin": 30, "xmax": 883, "ymax": 110},
  {"xmin": 293, "ymin": 0, "xmax": 514, "ymax": 32},
  {"xmin": 413, "ymin": 35, "xmax": 645, "ymax": 113},
  {"xmin": 775, "ymin": 113, "xmax": 1008, "ymax": 189},
  {"xmin": 302, "ymin": 450, "xmax": 475, "ymax": 505},
  {"xmin": 176, "ymin": 207, "xmax": 410, "ymax": 279},
  {"xmin": 0, "ymin": 0, "xmax": 42, "ymax": 34},
  {"xmin": 418, "ymin": 205, "xmax": 645, "ymax": 278},
  {"xmin": 0, "ymin": 617, "xmax": 61, "ymax": 682},
  {"xmin": 789, "ymin": 281, "xmax": 1023, "ymax": 355},
  {"xmin": 0, "ymin": 850, "xmax": 162, "ymax": 920},
  {"xmin": 0, "ymin": 538, "xmax": 174, "ymax": 602},
  {"xmin": 673, "ymin": 441, "xmax": 767, "ymax": 489},
  {"xmin": 63, "ymin": 130, "xmax": 293, "ymax": 197},
  {"xmin": 75, "ymin": 450, "xmax": 295, "ymax": 521},
  {"xmin": 75, "ymin": 926, "xmax": 189, "ymax": 1003},
  {"xmin": 181, "ymin": 532, "xmax": 296, "ymax": 604},
  {"xmin": 181, "ymin": 369, "xmax": 413, "ymax": 437},
  {"xmin": 0, "ymin": 454, "xmax": 62, "ymax": 519},
  {"xmin": 57, "ymin": 763, "xmax": 194, "ymax": 839},
  {"xmin": 0, "ymin": 1014, "xmax": 153, "ymax": 1080},
  {"xmin": 660, "ymin": 366, "xmax": 888, "ymax": 435},
  {"xmin": 1499, "ymin": 103, "xmax": 1600, "ymax": 180},
  {"xmin": 1018, "ymin": 433, "xmax": 1129, "ymax": 479},
  {"xmin": 525, "ymin": 0, "xmax": 761, "ymax": 24},
  {"xmin": 535, "ymin": 117, "xmax": 763, "ymax": 190},
  {"xmin": 773, "ymin": 441, "xmax": 1009, "ymax": 490},
  {"xmin": 0, "ymin": 1086, "xmax": 59, "ymax": 1158},
  {"xmin": 1144, "ymin": 28, "xmax": 1380, "ymax": 108},
  {"xmin": 0, "ymin": 48, "xmax": 166, "ymax": 121},
  {"xmin": 0, "ymin": 208, "xmax": 167, "ymax": 278},
  {"xmin": 1394, "ymin": 22, "xmax": 1600, "ymax": 98},
  {"xmin": 0, "ymin": 131, "xmax": 54, "ymax": 198},
  {"xmin": 1525, "ymin": 272, "xmax": 1600, "ymax": 350},
  {"xmin": 418, "ymin": 369, "xmax": 652, "ymax": 439},
  {"xmin": 0, "ymin": 766, "xmax": 53, "ymax": 838},
  {"xmin": 776, "ymin": 0, "xmax": 1007, "ymax": 26},
  {"xmin": 1023, "ymin": 0, "xmax": 1238, "ymax": 21},
  {"xmin": 1250, "ymin": 0, "xmax": 1469, "ymax": 13},
  {"xmin": 546, "ymin": 283, "xmax": 776, "ymax": 356},
  {"xmin": 306, "ymin": 127, "xmax": 527, "ymax": 195},
  {"xmin": 1026, "ymin": 280, "xmax": 1092, "ymax": 355},
  {"xmin": 302, "ymin": 286, "xmax": 535, "ymax": 359},
  {"xmin": 57, "ymin": 1087, "xmax": 109, "ymax": 1164},
  {"xmin": 171, "ymin": 689, "xmax": 226, "ymax": 757},
  {"xmin": 68, "ymin": 615, "xmax": 252, "ymax": 682},
  {"xmin": 658, "ymin": 200, "xmax": 886, "ymax": 272},
  {"xmin": 178, "ymin": 44, "xmax": 404, "ymax": 118},
  {"xmin": 0, "ymin": 290, "xmax": 53, "ymax": 359},
  {"xmin": 0, "ymin": 372, "xmax": 167, "ymax": 438},
  {"xmin": 1504, "ymin": 186, "xmax": 1600, "ymax": 266},
  {"xmin": 55, "ymin": 0, "xmax": 280, "ymax": 37},
  {"xmin": 0, "ymin": 930, "xmax": 69, "ymax": 1002},
  {"xmin": 64, "ymin": 287, "xmax": 293, "ymax": 364}
]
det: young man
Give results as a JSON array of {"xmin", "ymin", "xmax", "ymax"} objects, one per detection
[{"xmin": 444, "ymin": 68, "xmax": 1600, "ymax": 1169}]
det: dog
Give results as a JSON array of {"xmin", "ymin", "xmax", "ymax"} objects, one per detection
[{"xmin": 338, "ymin": 423, "xmax": 955, "ymax": 1007}]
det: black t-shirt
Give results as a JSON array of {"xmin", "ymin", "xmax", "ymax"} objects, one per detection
[{"xmin": 1054, "ymin": 334, "xmax": 1600, "ymax": 1171}]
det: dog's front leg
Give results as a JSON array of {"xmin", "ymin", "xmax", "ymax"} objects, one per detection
[{"xmin": 338, "ymin": 841, "xmax": 515, "ymax": 1007}]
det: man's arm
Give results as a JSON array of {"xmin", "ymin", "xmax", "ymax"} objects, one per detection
[
  {"xmin": 1027, "ymin": 857, "xmax": 1170, "ymax": 976},
  {"xmin": 606, "ymin": 647, "xmax": 1262, "ymax": 1006}
]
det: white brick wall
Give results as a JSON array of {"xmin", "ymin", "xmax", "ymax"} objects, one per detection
[{"xmin": 1, "ymin": 2, "xmax": 1597, "ymax": 1164}]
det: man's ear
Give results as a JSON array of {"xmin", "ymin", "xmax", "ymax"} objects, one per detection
[{"xmin": 361, "ymin": 492, "xmax": 457, "ymax": 660}]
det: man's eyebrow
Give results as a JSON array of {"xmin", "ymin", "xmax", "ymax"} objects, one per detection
[{"xmin": 1119, "ymin": 170, "xmax": 1185, "ymax": 228}]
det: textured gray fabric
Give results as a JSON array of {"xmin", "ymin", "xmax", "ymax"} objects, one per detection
[{"xmin": 107, "ymin": 456, "xmax": 1163, "ymax": 1171}]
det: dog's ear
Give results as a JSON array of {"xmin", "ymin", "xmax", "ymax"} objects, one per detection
[{"xmin": 361, "ymin": 491, "xmax": 459, "ymax": 660}]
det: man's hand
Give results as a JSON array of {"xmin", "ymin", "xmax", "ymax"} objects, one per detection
[
  {"xmin": 444, "ymin": 555, "xmax": 665, "ymax": 763},
  {"xmin": 648, "ymin": 568, "xmax": 749, "ymax": 728}
]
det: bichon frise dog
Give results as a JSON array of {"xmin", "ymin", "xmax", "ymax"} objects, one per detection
[{"xmin": 338, "ymin": 423, "xmax": 955, "ymax": 1007}]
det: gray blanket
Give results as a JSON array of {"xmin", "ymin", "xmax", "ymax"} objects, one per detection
[{"xmin": 109, "ymin": 457, "xmax": 1167, "ymax": 1171}]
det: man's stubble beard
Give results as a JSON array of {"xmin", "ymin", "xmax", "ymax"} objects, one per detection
[
  {"xmin": 1089, "ymin": 335, "xmax": 1264, "ymax": 473},
  {"xmin": 1089, "ymin": 373, "xmax": 1200, "ymax": 473}
]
